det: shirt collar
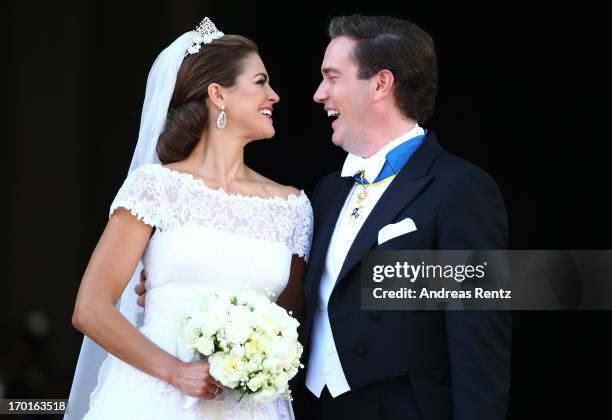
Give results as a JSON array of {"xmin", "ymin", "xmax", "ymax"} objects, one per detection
[{"xmin": 341, "ymin": 123, "xmax": 425, "ymax": 184}]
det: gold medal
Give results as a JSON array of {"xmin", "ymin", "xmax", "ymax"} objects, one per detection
[
  {"xmin": 351, "ymin": 173, "xmax": 368, "ymax": 219},
  {"xmin": 349, "ymin": 171, "xmax": 397, "ymax": 221}
]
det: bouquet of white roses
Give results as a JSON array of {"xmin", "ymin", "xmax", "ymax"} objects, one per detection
[{"xmin": 179, "ymin": 290, "xmax": 303, "ymax": 407}]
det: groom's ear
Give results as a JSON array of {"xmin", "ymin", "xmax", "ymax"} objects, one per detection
[
  {"xmin": 372, "ymin": 69, "xmax": 395, "ymax": 101},
  {"xmin": 207, "ymin": 83, "xmax": 225, "ymax": 107}
]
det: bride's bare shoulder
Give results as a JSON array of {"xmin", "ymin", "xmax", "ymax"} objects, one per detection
[{"xmin": 248, "ymin": 170, "xmax": 302, "ymax": 200}]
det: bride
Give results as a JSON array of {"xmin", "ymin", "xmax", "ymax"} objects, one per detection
[{"xmin": 66, "ymin": 18, "xmax": 312, "ymax": 420}]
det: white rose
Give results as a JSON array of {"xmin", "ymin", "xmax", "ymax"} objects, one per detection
[
  {"xmin": 201, "ymin": 305, "xmax": 227, "ymax": 337},
  {"xmin": 180, "ymin": 321, "xmax": 200, "ymax": 348},
  {"xmin": 286, "ymin": 366, "xmax": 299, "ymax": 379},
  {"xmin": 246, "ymin": 372, "xmax": 268, "ymax": 392},
  {"xmin": 244, "ymin": 355, "xmax": 264, "ymax": 374},
  {"xmin": 225, "ymin": 321, "xmax": 251, "ymax": 345},
  {"xmin": 262, "ymin": 357, "xmax": 285, "ymax": 374},
  {"xmin": 228, "ymin": 304, "xmax": 252, "ymax": 325},
  {"xmin": 195, "ymin": 336, "xmax": 215, "ymax": 356},
  {"xmin": 269, "ymin": 336, "xmax": 297, "ymax": 362},
  {"xmin": 209, "ymin": 353, "xmax": 245, "ymax": 388},
  {"xmin": 272, "ymin": 372, "xmax": 289, "ymax": 393},
  {"xmin": 253, "ymin": 307, "xmax": 281, "ymax": 336},
  {"xmin": 280, "ymin": 316, "xmax": 300, "ymax": 340},
  {"xmin": 281, "ymin": 328, "xmax": 299, "ymax": 341},
  {"xmin": 245, "ymin": 333, "xmax": 270, "ymax": 358},
  {"xmin": 230, "ymin": 344, "xmax": 245, "ymax": 358}
]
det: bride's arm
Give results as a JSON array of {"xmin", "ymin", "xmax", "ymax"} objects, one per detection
[
  {"xmin": 276, "ymin": 187, "xmax": 312, "ymax": 322},
  {"xmin": 276, "ymin": 255, "xmax": 306, "ymax": 321},
  {"xmin": 72, "ymin": 208, "xmax": 222, "ymax": 398}
]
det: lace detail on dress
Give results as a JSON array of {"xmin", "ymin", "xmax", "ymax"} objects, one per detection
[
  {"xmin": 109, "ymin": 164, "xmax": 313, "ymax": 258},
  {"xmin": 290, "ymin": 201, "xmax": 313, "ymax": 262},
  {"xmin": 109, "ymin": 165, "xmax": 166, "ymax": 228}
]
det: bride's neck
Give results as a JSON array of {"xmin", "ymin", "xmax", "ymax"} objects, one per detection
[{"xmin": 186, "ymin": 131, "xmax": 248, "ymax": 186}]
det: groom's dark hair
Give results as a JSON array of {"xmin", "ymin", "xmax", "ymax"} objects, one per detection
[{"xmin": 328, "ymin": 14, "xmax": 438, "ymax": 123}]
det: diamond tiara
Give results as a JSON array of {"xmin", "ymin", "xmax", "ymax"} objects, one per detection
[{"xmin": 185, "ymin": 17, "xmax": 225, "ymax": 56}]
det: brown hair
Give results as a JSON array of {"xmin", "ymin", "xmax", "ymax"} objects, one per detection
[
  {"xmin": 328, "ymin": 14, "xmax": 438, "ymax": 123},
  {"xmin": 156, "ymin": 35, "xmax": 259, "ymax": 164}
]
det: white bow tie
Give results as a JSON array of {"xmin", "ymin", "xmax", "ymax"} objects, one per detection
[
  {"xmin": 341, "ymin": 153, "xmax": 386, "ymax": 184},
  {"xmin": 340, "ymin": 124, "xmax": 425, "ymax": 184}
]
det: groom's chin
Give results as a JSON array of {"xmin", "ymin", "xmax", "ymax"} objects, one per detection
[
  {"xmin": 330, "ymin": 131, "xmax": 343, "ymax": 148},
  {"xmin": 259, "ymin": 128, "xmax": 276, "ymax": 140}
]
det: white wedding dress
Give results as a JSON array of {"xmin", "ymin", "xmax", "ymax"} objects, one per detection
[{"xmin": 82, "ymin": 163, "xmax": 313, "ymax": 420}]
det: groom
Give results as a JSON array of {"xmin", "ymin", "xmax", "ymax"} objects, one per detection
[{"xmin": 294, "ymin": 14, "xmax": 511, "ymax": 420}]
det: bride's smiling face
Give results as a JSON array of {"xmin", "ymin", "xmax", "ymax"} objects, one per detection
[{"xmin": 217, "ymin": 53, "xmax": 280, "ymax": 141}]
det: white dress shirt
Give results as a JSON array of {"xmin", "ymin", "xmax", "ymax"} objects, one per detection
[{"xmin": 306, "ymin": 124, "xmax": 425, "ymax": 398}]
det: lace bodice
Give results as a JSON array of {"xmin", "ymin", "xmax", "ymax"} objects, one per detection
[
  {"xmin": 110, "ymin": 164, "xmax": 312, "ymax": 260},
  {"xmin": 109, "ymin": 163, "xmax": 313, "ymax": 323},
  {"xmin": 83, "ymin": 164, "xmax": 312, "ymax": 419}
]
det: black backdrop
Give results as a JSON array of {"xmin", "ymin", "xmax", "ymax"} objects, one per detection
[{"xmin": 4, "ymin": 0, "xmax": 611, "ymax": 418}]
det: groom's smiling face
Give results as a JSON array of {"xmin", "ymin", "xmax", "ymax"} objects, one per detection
[{"xmin": 314, "ymin": 36, "xmax": 375, "ymax": 156}]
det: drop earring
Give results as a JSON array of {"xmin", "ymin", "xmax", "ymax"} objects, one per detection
[{"xmin": 216, "ymin": 105, "xmax": 226, "ymax": 129}]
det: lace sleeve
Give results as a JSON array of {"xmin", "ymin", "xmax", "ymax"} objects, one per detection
[
  {"xmin": 109, "ymin": 164, "xmax": 165, "ymax": 229},
  {"xmin": 290, "ymin": 194, "xmax": 314, "ymax": 262}
]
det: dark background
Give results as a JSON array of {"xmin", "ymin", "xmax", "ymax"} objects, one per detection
[{"xmin": 3, "ymin": 0, "xmax": 611, "ymax": 418}]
